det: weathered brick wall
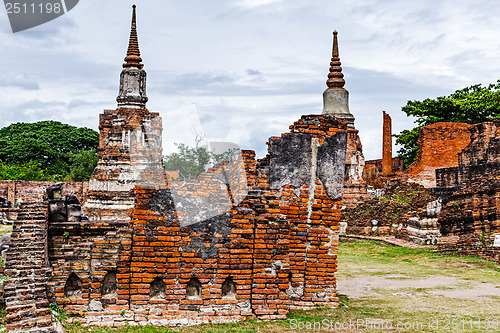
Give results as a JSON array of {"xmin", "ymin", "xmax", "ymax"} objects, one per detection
[
  {"xmin": 4, "ymin": 202, "xmax": 54, "ymax": 332},
  {"xmin": 405, "ymin": 122, "xmax": 471, "ymax": 188},
  {"xmin": 459, "ymin": 119, "xmax": 500, "ymax": 165},
  {"xmin": 436, "ymin": 120, "xmax": 500, "ymax": 262},
  {"xmin": 363, "ymin": 157, "xmax": 404, "ymax": 187},
  {"xmin": 437, "ymin": 176, "xmax": 500, "ymax": 262},
  {"xmin": 0, "ymin": 180, "xmax": 87, "ymax": 206},
  {"xmin": 47, "ymin": 220, "xmax": 131, "ymax": 317},
  {"xmin": 5, "ymin": 114, "xmax": 347, "ymax": 329},
  {"xmin": 342, "ymin": 128, "xmax": 369, "ymax": 208}
]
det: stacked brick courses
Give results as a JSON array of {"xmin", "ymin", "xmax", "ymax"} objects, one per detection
[
  {"xmin": 83, "ymin": 107, "xmax": 165, "ymax": 221},
  {"xmin": 405, "ymin": 122, "xmax": 472, "ymax": 188},
  {"xmin": 4, "ymin": 202, "xmax": 54, "ymax": 332},
  {"xmin": 437, "ymin": 120, "xmax": 500, "ymax": 262},
  {"xmin": 0, "ymin": 181, "xmax": 87, "ymax": 207},
  {"xmin": 4, "ymin": 114, "xmax": 346, "ymax": 329},
  {"xmin": 342, "ymin": 128, "xmax": 370, "ymax": 208}
]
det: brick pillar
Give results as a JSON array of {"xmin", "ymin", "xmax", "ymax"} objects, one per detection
[
  {"xmin": 7, "ymin": 181, "xmax": 16, "ymax": 205},
  {"xmin": 382, "ymin": 111, "xmax": 392, "ymax": 176}
]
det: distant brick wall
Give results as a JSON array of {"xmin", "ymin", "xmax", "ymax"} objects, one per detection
[
  {"xmin": 436, "ymin": 120, "xmax": 500, "ymax": 263},
  {"xmin": 405, "ymin": 122, "xmax": 471, "ymax": 188},
  {"xmin": 342, "ymin": 127, "xmax": 369, "ymax": 208},
  {"xmin": 364, "ymin": 157, "xmax": 404, "ymax": 186},
  {"xmin": 0, "ymin": 180, "xmax": 87, "ymax": 205}
]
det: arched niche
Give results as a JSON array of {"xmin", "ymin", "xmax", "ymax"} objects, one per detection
[
  {"xmin": 221, "ymin": 276, "xmax": 237, "ymax": 299},
  {"xmin": 149, "ymin": 277, "xmax": 166, "ymax": 300},
  {"xmin": 186, "ymin": 277, "xmax": 202, "ymax": 300},
  {"xmin": 64, "ymin": 273, "xmax": 82, "ymax": 298},
  {"xmin": 101, "ymin": 271, "xmax": 117, "ymax": 298}
]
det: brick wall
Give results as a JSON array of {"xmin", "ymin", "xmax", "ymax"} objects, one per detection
[
  {"xmin": 342, "ymin": 127, "xmax": 369, "ymax": 208},
  {"xmin": 5, "ymin": 114, "xmax": 347, "ymax": 328},
  {"xmin": 364, "ymin": 157, "xmax": 404, "ymax": 187},
  {"xmin": 4, "ymin": 202, "xmax": 54, "ymax": 332},
  {"xmin": 0, "ymin": 180, "xmax": 87, "ymax": 206},
  {"xmin": 404, "ymin": 122, "xmax": 471, "ymax": 188},
  {"xmin": 436, "ymin": 120, "xmax": 500, "ymax": 262}
]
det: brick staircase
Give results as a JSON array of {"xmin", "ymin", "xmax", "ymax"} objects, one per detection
[{"xmin": 4, "ymin": 202, "xmax": 55, "ymax": 332}]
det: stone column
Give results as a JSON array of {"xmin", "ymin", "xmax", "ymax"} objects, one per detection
[{"xmin": 382, "ymin": 111, "xmax": 392, "ymax": 176}]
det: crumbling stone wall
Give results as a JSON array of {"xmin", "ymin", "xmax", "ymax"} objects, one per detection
[
  {"xmin": 5, "ymin": 114, "xmax": 347, "ymax": 329},
  {"xmin": 436, "ymin": 120, "xmax": 500, "ymax": 262},
  {"xmin": 405, "ymin": 122, "xmax": 472, "ymax": 188}
]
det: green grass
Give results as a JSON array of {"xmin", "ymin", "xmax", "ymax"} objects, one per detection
[
  {"xmin": 4, "ymin": 239, "xmax": 499, "ymax": 333},
  {"xmin": 338, "ymin": 240, "xmax": 500, "ymax": 284},
  {"xmin": 0, "ymin": 225, "xmax": 12, "ymax": 236}
]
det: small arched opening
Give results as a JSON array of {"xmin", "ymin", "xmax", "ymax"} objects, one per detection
[
  {"xmin": 221, "ymin": 276, "xmax": 237, "ymax": 299},
  {"xmin": 149, "ymin": 277, "xmax": 166, "ymax": 300},
  {"xmin": 64, "ymin": 273, "xmax": 82, "ymax": 298},
  {"xmin": 101, "ymin": 271, "xmax": 118, "ymax": 298},
  {"xmin": 186, "ymin": 277, "xmax": 202, "ymax": 300}
]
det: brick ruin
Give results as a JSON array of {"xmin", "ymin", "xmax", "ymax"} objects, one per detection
[
  {"xmin": 3, "ymin": 6, "xmax": 500, "ymax": 333},
  {"xmin": 0, "ymin": 180, "xmax": 87, "ymax": 225},
  {"xmin": 363, "ymin": 111, "xmax": 404, "ymax": 186},
  {"xmin": 404, "ymin": 122, "xmax": 472, "ymax": 188},
  {"xmin": 436, "ymin": 119, "xmax": 500, "ymax": 261},
  {"xmin": 321, "ymin": 31, "xmax": 368, "ymax": 209},
  {"xmin": 344, "ymin": 111, "xmax": 500, "ymax": 253},
  {"xmin": 4, "ymin": 7, "xmax": 350, "ymax": 332}
]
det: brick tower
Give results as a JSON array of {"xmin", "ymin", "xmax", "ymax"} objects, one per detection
[
  {"xmin": 83, "ymin": 5, "xmax": 166, "ymax": 220},
  {"xmin": 382, "ymin": 111, "xmax": 393, "ymax": 175}
]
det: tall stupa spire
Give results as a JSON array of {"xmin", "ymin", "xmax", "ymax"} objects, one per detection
[
  {"xmin": 322, "ymin": 30, "xmax": 354, "ymax": 127},
  {"xmin": 117, "ymin": 5, "xmax": 148, "ymax": 108},
  {"xmin": 326, "ymin": 31, "xmax": 345, "ymax": 89},
  {"xmin": 123, "ymin": 5, "xmax": 143, "ymax": 69}
]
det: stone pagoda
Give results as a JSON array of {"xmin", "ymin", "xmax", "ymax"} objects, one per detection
[
  {"xmin": 83, "ymin": 5, "xmax": 166, "ymax": 220},
  {"xmin": 322, "ymin": 31, "xmax": 368, "ymax": 207}
]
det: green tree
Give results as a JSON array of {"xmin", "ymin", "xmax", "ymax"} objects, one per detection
[
  {"xmin": 396, "ymin": 81, "xmax": 500, "ymax": 167},
  {"xmin": 67, "ymin": 150, "xmax": 99, "ymax": 181},
  {"xmin": 164, "ymin": 140, "xmax": 238, "ymax": 181},
  {"xmin": 0, "ymin": 160, "xmax": 57, "ymax": 181},
  {"xmin": 0, "ymin": 120, "xmax": 99, "ymax": 180}
]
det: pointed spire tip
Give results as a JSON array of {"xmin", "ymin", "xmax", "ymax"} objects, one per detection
[
  {"xmin": 326, "ymin": 30, "xmax": 345, "ymax": 89},
  {"xmin": 123, "ymin": 4, "xmax": 143, "ymax": 68}
]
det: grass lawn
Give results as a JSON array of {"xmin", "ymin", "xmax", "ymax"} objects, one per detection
[
  {"xmin": 19, "ymin": 240, "xmax": 500, "ymax": 332},
  {"xmin": 0, "ymin": 224, "xmax": 12, "ymax": 236}
]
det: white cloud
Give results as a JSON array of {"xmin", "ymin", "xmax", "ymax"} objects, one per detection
[
  {"xmin": 234, "ymin": 0, "xmax": 283, "ymax": 9},
  {"xmin": 0, "ymin": 73, "xmax": 39, "ymax": 90},
  {"xmin": 1, "ymin": 0, "xmax": 500, "ymax": 161}
]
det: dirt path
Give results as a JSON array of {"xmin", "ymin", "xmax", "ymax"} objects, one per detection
[{"xmin": 337, "ymin": 275, "xmax": 500, "ymax": 300}]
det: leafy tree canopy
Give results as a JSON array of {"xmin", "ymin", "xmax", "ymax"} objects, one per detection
[
  {"xmin": 164, "ymin": 140, "xmax": 238, "ymax": 181},
  {"xmin": 396, "ymin": 81, "xmax": 500, "ymax": 167},
  {"xmin": 0, "ymin": 120, "xmax": 99, "ymax": 181}
]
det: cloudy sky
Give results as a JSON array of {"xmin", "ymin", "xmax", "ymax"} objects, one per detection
[{"xmin": 1, "ymin": 0, "xmax": 500, "ymax": 160}]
